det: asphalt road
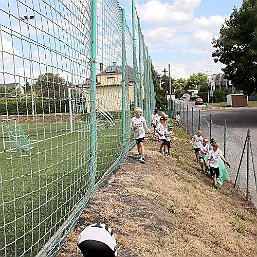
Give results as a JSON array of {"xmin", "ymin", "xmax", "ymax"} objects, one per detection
[{"xmin": 200, "ymin": 107, "xmax": 257, "ymax": 148}]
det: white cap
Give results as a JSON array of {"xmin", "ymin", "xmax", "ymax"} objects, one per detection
[{"xmin": 78, "ymin": 222, "xmax": 117, "ymax": 256}]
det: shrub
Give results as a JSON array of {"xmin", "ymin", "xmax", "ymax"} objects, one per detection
[{"xmin": 0, "ymin": 97, "xmax": 69, "ymax": 115}]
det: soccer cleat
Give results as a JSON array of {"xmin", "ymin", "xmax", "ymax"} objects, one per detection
[{"xmin": 139, "ymin": 157, "xmax": 145, "ymax": 163}]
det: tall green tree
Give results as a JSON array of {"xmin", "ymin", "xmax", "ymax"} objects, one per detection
[
  {"xmin": 185, "ymin": 73, "xmax": 208, "ymax": 90},
  {"xmin": 34, "ymin": 73, "xmax": 67, "ymax": 99},
  {"xmin": 212, "ymin": 0, "xmax": 257, "ymax": 95}
]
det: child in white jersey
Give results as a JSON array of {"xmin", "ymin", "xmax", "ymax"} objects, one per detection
[
  {"xmin": 207, "ymin": 142, "xmax": 230, "ymax": 189},
  {"xmin": 199, "ymin": 138, "xmax": 210, "ymax": 174},
  {"xmin": 151, "ymin": 109, "xmax": 159, "ymax": 136},
  {"xmin": 192, "ymin": 130, "xmax": 203, "ymax": 161},
  {"xmin": 130, "ymin": 107, "xmax": 150, "ymax": 163},
  {"xmin": 164, "ymin": 123, "xmax": 174, "ymax": 155},
  {"xmin": 156, "ymin": 116, "xmax": 167, "ymax": 154}
]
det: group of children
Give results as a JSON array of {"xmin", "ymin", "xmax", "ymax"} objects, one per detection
[
  {"xmin": 130, "ymin": 107, "xmax": 176, "ymax": 163},
  {"xmin": 192, "ymin": 130, "xmax": 230, "ymax": 189}
]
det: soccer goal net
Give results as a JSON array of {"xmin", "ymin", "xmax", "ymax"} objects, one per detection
[
  {"xmin": 1, "ymin": 119, "xmax": 33, "ymax": 152},
  {"xmin": 68, "ymin": 87, "xmax": 115, "ymax": 132}
]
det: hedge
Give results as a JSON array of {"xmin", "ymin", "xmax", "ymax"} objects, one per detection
[{"xmin": 0, "ymin": 97, "xmax": 69, "ymax": 115}]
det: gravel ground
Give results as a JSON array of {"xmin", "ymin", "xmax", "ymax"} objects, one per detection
[{"xmin": 57, "ymin": 126, "xmax": 257, "ymax": 257}]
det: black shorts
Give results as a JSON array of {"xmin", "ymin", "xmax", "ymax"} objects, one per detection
[
  {"xmin": 79, "ymin": 240, "xmax": 115, "ymax": 257},
  {"xmin": 210, "ymin": 167, "xmax": 219, "ymax": 177},
  {"xmin": 161, "ymin": 139, "xmax": 171, "ymax": 148},
  {"xmin": 136, "ymin": 137, "xmax": 144, "ymax": 145},
  {"xmin": 194, "ymin": 148, "xmax": 200, "ymax": 153}
]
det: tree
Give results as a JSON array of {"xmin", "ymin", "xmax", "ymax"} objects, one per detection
[
  {"xmin": 212, "ymin": 0, "xmax": 257, "ymax": 95},
  {"xmin": 151, "ymin": 64, "xmax": 167, "ymax": 110},
  {"xmin": 34, "ymin": 73, "xmax": 67, "ymax": 99},
  {"xmin": 185, "ymin": 73, "xmax": 208, "ymax": 90}
]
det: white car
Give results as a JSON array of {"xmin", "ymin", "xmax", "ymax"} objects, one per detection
[{"xmin": 180, "ymin": 93, "xmax": 190, "ymax": 101}]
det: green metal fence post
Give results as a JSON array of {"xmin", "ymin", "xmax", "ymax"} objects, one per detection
[
  {"xmin": 209, "ymin": 114, "xmax": 212, "ymax": 140},
  {"xmin": 224, "ymin": 119, "xmax": 227, "ymax": 157},
  {"xmin": 191, "ymin": 106, "xmax": 194, "ymax": 134},
  {"xmin": 137, "ymin": 18, "xmax": 143, "ymax": 110},
  {"xmin": 186, "ymin": 105, "xmax": 189, "ymax": 133},
  {"xmin": 246, "ymin": 129, "xmax": 250, "ymax": 200},
  {"xmin": 198, "ymin": 109, "xmax": 200, "ymax": 130},
  {"xmin": 146, "ymin": 49, "xmax": 151, "ymax": 124},
  {"xmin": 89, "ymin": 0, "xmax": 97, "ymax": 193},
  {"xmin": 121, "ymin": 8, "xmax": 126, "ymax": 145},
  {"xmin": 132, "ymin": 0, "xmax": 138, "ymax": 111}
]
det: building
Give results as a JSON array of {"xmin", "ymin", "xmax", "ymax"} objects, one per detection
[
  {"xmin": 209, "ymin": 73, "xmax": 235, "ymax": 96},
  {"xmin": 0, "ymin": 82, "xmax": 26, "ymax": 96},
  {"xmin": 95, "ymin": 62, "xmax": 135, "ymax": 111}
]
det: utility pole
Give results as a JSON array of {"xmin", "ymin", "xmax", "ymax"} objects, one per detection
[{"xmin": 168, "ymin": 64, "xmax": 171, "ymax": 97}]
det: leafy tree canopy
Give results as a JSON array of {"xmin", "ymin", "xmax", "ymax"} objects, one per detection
[
  {"xmin": 185, "ymin": 73, "xmax": 208, "ymax": 90},
  {"xmin": 34, "ymin": 73, "xmax": 67, "ymax": 99},
  {"xmin": 212, "ymin": 0, "xmax": 257, "ymax": 95}
]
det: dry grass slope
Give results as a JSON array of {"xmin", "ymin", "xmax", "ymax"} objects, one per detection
[{"xmin": 57, "ymin": 125, "xmax": 257, "ymax": 257}]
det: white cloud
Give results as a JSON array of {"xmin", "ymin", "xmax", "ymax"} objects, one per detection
[
  {"xmin": 137, "ymin": 0, "xmax": 201, "ymax": 25},
  {"xmin": 153, "ymin": 57, "xmax": 225, "ymax": 79},
  {"xmin": 147, "ymin": 27, "xmax": 177, "ymax": 45},
  {"xmin": 194, "ymin": 15, "xmax": 226, "ymax": 30}
]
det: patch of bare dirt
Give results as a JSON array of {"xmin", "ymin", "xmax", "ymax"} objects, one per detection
[{"xmin": 57, "ymin": 126, "xmax": 257, "ymax": 257}]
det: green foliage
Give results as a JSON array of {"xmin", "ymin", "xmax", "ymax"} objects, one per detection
[
  {"xmin": 0, "ymin": 86, "xmax": 16, "ymax": 97},
  {"xmin": 212, "ymin": 0, "xmax": 257, "ymax": 95},
  {"xmin": 185, "ymin": 73, "xmax": 208, "ymax": 90},
  {"xmin": 198, "ymin": 85, "xmax": 208, "ymax": 102},
  {"xmin": 213, "ymin": 90, "xmax": 226, "ymax": 103},
  {"xmin": 151, "ymin": 64, "xmax": 167, "ymax": 110},
  {"xmin": 34, "ymin": 73, "xmax": 67, "ymax": 99},
  {"xmin": 0, "ymin": 97, "xmax": 69, "ymax": 115}
]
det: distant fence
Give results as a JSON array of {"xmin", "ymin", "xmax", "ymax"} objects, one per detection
[
  {"xmin": 172, "ymin": 100, "xmax": 257, "ymax": 208},
  {"xmin": 0, "ymin": 0, "xmax": 155, "ymax": 256}
]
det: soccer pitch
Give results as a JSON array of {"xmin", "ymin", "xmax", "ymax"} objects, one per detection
[{"xmin": 0, "ymin": 119, "xmax": 127, "ymax": 256}]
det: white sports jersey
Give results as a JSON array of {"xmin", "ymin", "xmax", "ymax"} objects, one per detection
[
  {"xmin": 79, "ymin": 222, "xmax": 117, "ymax": 256},
  {"xmin": 151, "ymin": 113, "xmax": 159, "ymax": 126},
  {"xmin": 208, "ymin": 148, "xmax": 223, "ymax": 168},
  {"xmin": 199, "ymin": 143, "xmax": 210, "ymax": 158},
  {"xmin": 130, "ymin": 116, "xmax": 147, "ymax": 139},
  {"xmin": 156, "ymin": 123, "xmax": 166, "ymax": 140},
  {"xmin": 192, "ymin": 135, "xmax": 203, "ymax": 148},
  {"xmin": 164, "ymin": 129, "xmax": 173, "ymax": 141}
]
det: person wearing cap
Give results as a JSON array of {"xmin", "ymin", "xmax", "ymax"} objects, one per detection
[
  {"xmin": 77, "ymin": 222, "xmax": 117, "ymax": 257},
  {"xmin": 156, "ymin": 116, "xmax": 167, "ymax": 154},
  {"xmin": 130, "ymin": 107, "xmax": 150, "ymax": 163},
  {"xmin": 164, "ymin": 123, "xmax": 174, "ymax": 155},
  {"xmin": 151, "ymin": 109, "xmax": 159, "ymax": 136}
]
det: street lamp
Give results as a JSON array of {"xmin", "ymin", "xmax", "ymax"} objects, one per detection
[{"xmin": 206, "ymin": 71, "xmax": 212, "ymax": 103}]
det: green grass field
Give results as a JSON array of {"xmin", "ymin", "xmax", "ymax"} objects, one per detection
[
  {"xmin": 208, "ymin": 100, "xmax": 257, "ymax": 108},
  {"xmin": 0, "ymin": 118, "xmax": 131, "ymax": 256}
]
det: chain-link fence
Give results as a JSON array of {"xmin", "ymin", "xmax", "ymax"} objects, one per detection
[
  {"xmin": 0, "ymin": 0, "xmax": 155, "ymax": 256},
  {"xmin": 173, "ymin": 100, "xmax": 257, "ymax": 208}
]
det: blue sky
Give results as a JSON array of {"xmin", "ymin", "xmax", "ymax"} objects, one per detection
[{"xmin": 135, "ymin": 0, "xmax": 243, "ymax": 78}]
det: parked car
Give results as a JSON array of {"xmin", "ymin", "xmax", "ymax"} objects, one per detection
[
  {"xmin": 180, "ymin": 93, "xmax": 190, "ymax": 101},
  {"xmin": 195, "ymin": 97, "xmax": 204, "ymax": 105}
]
